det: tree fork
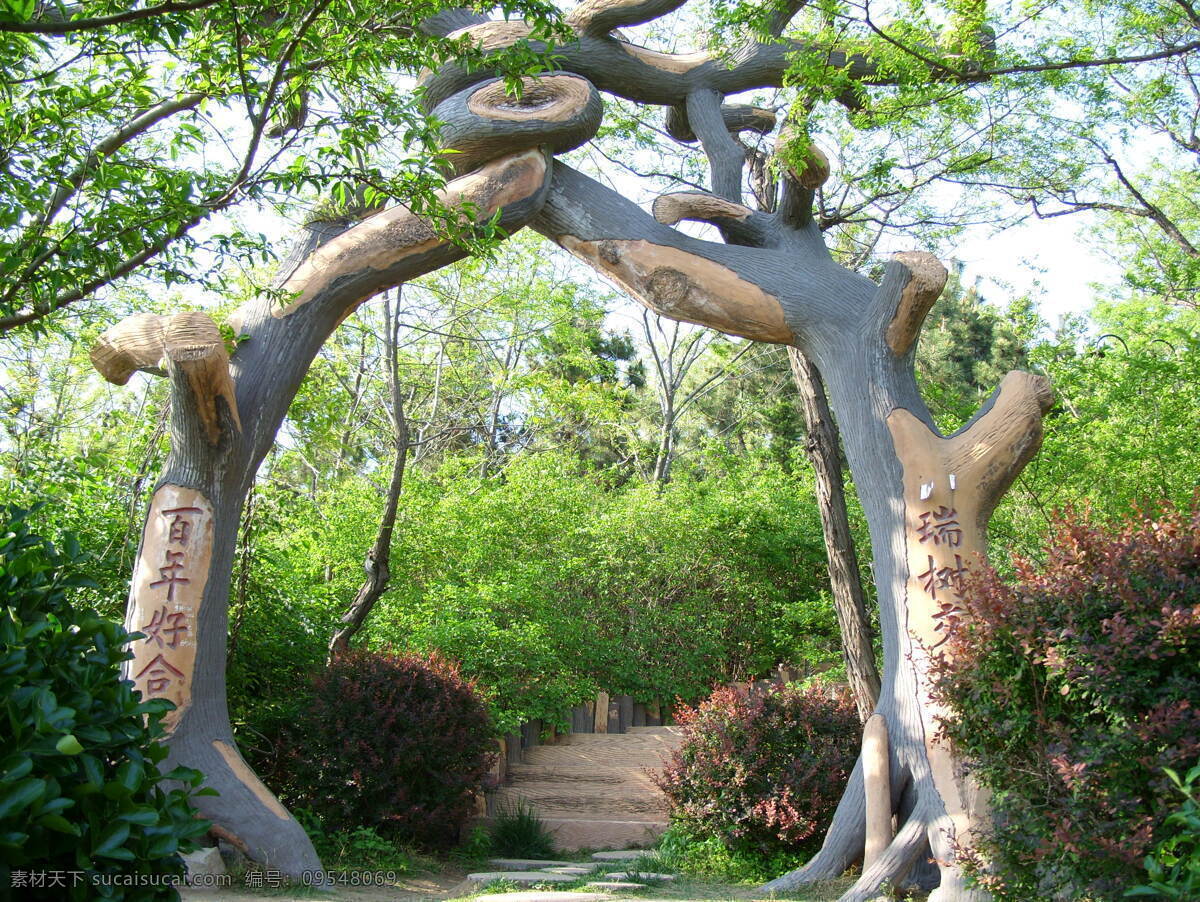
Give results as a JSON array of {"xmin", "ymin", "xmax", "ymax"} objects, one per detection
[{"xmin": 530, "ymin": 153, "xmax": 1051, "ymax": 894}]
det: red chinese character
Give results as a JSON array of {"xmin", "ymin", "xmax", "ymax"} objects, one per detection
[
  {"xmin": 149, "ymin": 550, "xmax": 189, "ymax": 601},
  {"xmin": 918, "ymin": 554, "xmax": 969, "ymax": 600},
  {"xmin": 162, "ymin": 506, "xmax": 202, "ymax": 546},
  {"xmin": 134, "ymin": 654, "xmax": 184, "ymax": 695},
  {"xmin": 141, "ymin": 605, "xmax": 188, "ymax": 648},
  {"xmin": 917, "ymin": 506, "xmax": 963, "ymax": 547}
]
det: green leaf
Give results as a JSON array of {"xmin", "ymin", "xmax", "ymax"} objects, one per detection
[
  {"xmin": 55, "ymin": 734, "xmax": 83, "ymax": 755},
  {"xmin": 117, "ymin": 807, "xmax": 159, "ymax": 826},
  {"xmin": 0, "ymin": 777, "xmax": 45, "ymax": 819},
  {"xmin": 92, "ymin": 821, "xmax": 131, "ymax": 857},
  {"xmin": 146, "ymin": 835, "xmax": 179, "ymax": 857},
  {"xmin": 36, "ymin": 813, "xmax": 80, "ymax": 836}
]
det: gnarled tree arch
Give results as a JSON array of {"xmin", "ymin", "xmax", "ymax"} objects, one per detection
[{"xmin": 94, "ymin": 3, "xmax": 1049, "ymax": 899}]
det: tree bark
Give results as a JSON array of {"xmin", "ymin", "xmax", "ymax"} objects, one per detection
[
  {"xmin": 410, "ymin": 14, "xmax": 1046, "ymax": 894},
  {"xmin": 787, "ymin": 346, "xmax": 881, "ymax": 722},
  {"xmin": 92, "ymin": 9, "xmax": 1042, "ymax": 893}
]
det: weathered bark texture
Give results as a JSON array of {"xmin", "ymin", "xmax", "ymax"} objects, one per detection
[
  {"xmin": 862, "ymin": 712, "xmax": 892, "ymax": 869},
  {"xmin": 788, "ymin": 346, "xmax": 881, "ymax": 722},
  {"xmin": 92, "ymin": 72, "xmax": 601, "ymax": 878}
]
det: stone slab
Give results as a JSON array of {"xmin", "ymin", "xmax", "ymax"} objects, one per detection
[
  {"xmin": 587, "ymin": 881, "xmax": 648, "ymax": 890},
  {"xmin": 465, "ymin": 871, "xmax": 577, "ymax": 886},
  {"xmin": 182, "ymin": 847, "xmax": 224, "ymax": 880},
  {"xmin": 605, "ymin": 872, "xmax": 677, "ymax": 881},
  {"xmin": 544, "ymin": 867, "xmax": 597, "ymax": 875},
  {"xmin": 591, "ymin": 850, "xmax": 651, "ymax": 861},
  {"xmin": 486, "ymin": 858, "xmax": 579, "ymax": 870},
  {"xmin": 546, "ymin": 817, "xmax": 667, "ymax": 851}
]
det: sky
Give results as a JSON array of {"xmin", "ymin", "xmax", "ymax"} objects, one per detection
[{"xmin": 953, "ymin": 217, "xmax": 1122, "ymax": 328}]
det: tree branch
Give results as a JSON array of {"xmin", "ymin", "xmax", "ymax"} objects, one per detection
[
  {"xmin": 664, "ymin": 102, "xmax": 777, "ymax": 143},
  {"xmin": 685, "ymin": 88, "xmax": 746, "ymax": 202},
  {"xmin": 766, "ymin": 0, "xmax": 811, "ymax": 38},
  {"xmin": 532, "ymin": 161, "xmax": 869, "ymax": 344},
  {"xmin": 1099, "ymin": 148, "xmax": 1200, "ymax": 257},
  {"xmin": 1, "ymin": 0, "xmax": 221, "ymax": 34},
  {"xmin": 91, "ymin": 311, "xmax": 241, "ymax": 445},
  {"xmin": 566, "ymin": 0, "xmax": 689, "ymax": 37},
  {"xmin": 882, "ymin": 252, "xmax": 949, "ymax": 356},
  {"xmin": 980, "ymin": 40, "xmax": 1200, "ymax": 77},
  {"xmin": 652, "ymin": 191, "xmax": 755, "ymax": 226},
  {"xmin": 419, "ymin": 19, "xmax": 880, "ymax": 114},
  {"xmin": 231, "ymin": 149, "xmax": 554, "ymax": 329}
]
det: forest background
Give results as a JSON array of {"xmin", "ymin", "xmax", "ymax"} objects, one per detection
[{"xmin": 1, "ymin": 0, "xmax": 1198, "ymax": 778}]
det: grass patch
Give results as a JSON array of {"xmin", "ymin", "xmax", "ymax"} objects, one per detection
[{"xmin": 488, "ymin": 798, "xmax": 557, "ymax": 859}]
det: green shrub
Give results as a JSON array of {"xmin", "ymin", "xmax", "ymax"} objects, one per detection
[
  {"xmin": 0, "ymin": 506, "xmax": 209, "ymax": 900},
  {"xmin": 1127, "ymin": 763, "xmax": 1200, "ymax": 900},
  {"xmin": 271, "ymin": 648, "xmax": 495, "ymax": 848},
  {"xmin": 655, "ymin": 822, "xmax": 803, "ymax": 884},
  {"xmin": 932, "ymin": 504, "xmax": 1200, "ymax": 900},
  {"xmin": 488, "ymin": 798, "xmax": 555, "ymax": 859},
  {"xmin": 655, "ymin": 683, "xmax": 859, "ymax": 862},
  {"xmin": 293, "ymin": 809, "xmax": 415, "ymax": 874}
]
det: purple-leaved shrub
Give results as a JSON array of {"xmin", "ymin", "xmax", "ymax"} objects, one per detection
[
  {"xmin": 932, "ymin": 504, "xmax": 1200, "ymax": 900},
  {"xmin": 273, "ymin": 649, "xmax": 495, "ymax": 848},
  {"xmin": 655, "ymin": 683, "xmax": 858, "ymax": 859}
]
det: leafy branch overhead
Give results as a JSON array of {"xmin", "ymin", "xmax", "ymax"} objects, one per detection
[
  {"xmin": 0, "ymin": 0, "xmax": 571, "ymax": 332},
  {"xmin": 5, "ymin": 0, "xmax": 1196, "ymax": 332}
]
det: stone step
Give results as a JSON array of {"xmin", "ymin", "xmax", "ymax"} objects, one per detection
[
  {"xmin": 558, "ymin": 732, "xmax": 682, "ymax": 749},
  {"xmin": 476, "ymin": 816, "xmax": 668, "ymax": 852},
  {"xmin": 624, "ymin": 726, "xmax": 683, "ymax": 735},
  {"xmin": 485, "ymin": 858, "xmax": 578, "ymax": 870},
  {"xmin": 462, "ymin": 871, "xmax": 578, "ymax": 888},
  {"xmin": 604, "ymin": 872, "xmax": 677, "ymax": 882},
  {"xmin": 486, "ymin": 724, "xmax": 680, "ymax": 855},
  {"xmin": 507, "ymin": 764, "xmax": 664, "ymax": 787},
  {"xmin": 491, "ymin": 786, "xmax": 668, "ymax": 817},
  {"xmin": 586, "ymin": 882, "xmax": 648, "ymax": 891},
  {"xmin": 541, "ymin": 817, "xmax": 668, "ymax": 852},
  {"xmin": 520, "ymin": 748, "xmax": 674, "ymax": 767},
  {"xmin": 591, "ymin": 849, "xmax": 658, "ymax": 862}
]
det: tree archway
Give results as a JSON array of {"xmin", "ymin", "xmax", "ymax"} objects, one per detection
[{"xmin": 94, "ymin": 3, "xmax": 1052, "ymax": 898}]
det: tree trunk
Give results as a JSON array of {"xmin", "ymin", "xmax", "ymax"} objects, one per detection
[
  {"xmin": 652, "ymin": 397, "xmax": 675, "ymax": 484},
  {"xmin": 328, "ymin": 290, "xmax": 411, "ymax": 661},
  {"xmin": 112, "ymin": 312, "xmax": 323, "ymax": 874},
  {"xmin": 91, "ymin": 14, "xmax": 1047, "ymax": 890},
  {"xmin": 787, "ymin": 346, "xmax": 881, "ymax": 722},
  {"xmin": 91, "ymin": 105, "xmax": 594, "ymax": 873},
  {"xmin": 526, "ymin": 160, "xmax": 1053, "ymax": 900}
]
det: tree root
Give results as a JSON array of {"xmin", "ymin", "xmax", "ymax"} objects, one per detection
[
  {"xmin": 166, "ymin": 735, "xmax": 324, "ymax": 882},
  {"xmin": 759, "ymin": 760, "xmax": 865, "ymax": 892}
]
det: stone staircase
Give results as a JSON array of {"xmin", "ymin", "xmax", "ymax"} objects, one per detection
[{"xmin": 489, "ymin": 726, "xmax": 683, "ymax": 851}]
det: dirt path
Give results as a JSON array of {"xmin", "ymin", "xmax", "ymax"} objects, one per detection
[{"xmin": 180, "ymin": 865, "xmax": 471, "ymax": 901}]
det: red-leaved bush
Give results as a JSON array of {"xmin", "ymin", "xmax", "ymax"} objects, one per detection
[
  {"xmin": 272, "ymin": 649, "xmax": 495, "ymax": 848},
  {"xmin": 655, "ymin": 683, "xmax": 859, "ymax": 858},
  {"xmin": 932, "ymin": 503, "xmax": 1200, "ymax": 900}
]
